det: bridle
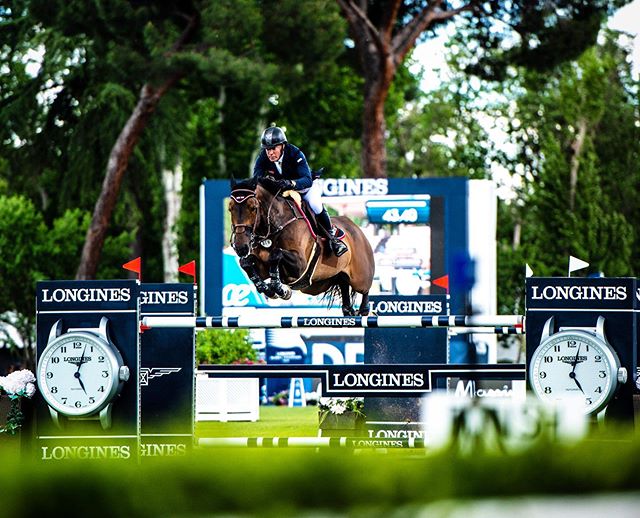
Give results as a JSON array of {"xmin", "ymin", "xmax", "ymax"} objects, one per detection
[
  {"xmin": 230, "ymin": 189, "xmax": 260, "ymax": 254},
  {"xmin": 230, "ymin": 185, "xmax": 304, "ymax": 255}
]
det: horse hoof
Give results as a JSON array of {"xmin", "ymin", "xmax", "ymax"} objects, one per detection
[
  {"xmin": 280, "ymin": 286, "xmax": 292, "ymax": 300},
  {"xmin": 342, "ymin": 305, "xmax": 356, "ymax": 316}
]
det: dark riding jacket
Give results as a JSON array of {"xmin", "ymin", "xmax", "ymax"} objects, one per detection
[{"xmin": 252, "ymin": 143, "xmax": 313, "ymax": 191}]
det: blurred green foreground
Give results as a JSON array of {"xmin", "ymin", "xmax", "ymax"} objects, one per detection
[{"xmin": 2, "ymin": 425, "xmax": 640, "ymax": 516}]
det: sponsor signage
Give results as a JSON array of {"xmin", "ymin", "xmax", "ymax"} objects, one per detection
[
  {"xmin": 526, "ymin": 277, "xmax": 635, "ymax": 310},
  {"xmin": 35, "ymin": 280, "xmax": 140, "ymax": 462},
  {"xmin": 140, "ymin": 283, "xmax": 196, "ymax": 455},
  {"xmin": 199, "ymin": 363, "xmax": 525, "ymax": 397},
  {"xmin": 525, "ymin": 277, "xmax": 637, "ymax": 422},
  {"xmin": 317, "ymin": 178, "xmax": 389, "ymax": 197}
]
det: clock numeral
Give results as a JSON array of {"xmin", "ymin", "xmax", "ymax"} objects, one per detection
[
  {"xmin": 51, "ymin": 357, "xmax": 60, "ymax": 364},
  {"xmin": 553, "ymin": 345, "xmax": 561, "ymax": 352},
  {"xmin": 59, "ymin": 346, "xmax": 67, "ymax": 353},
  {"xmin": 46, "ymin": 372, "xmax": 53, "ymax": 379},
  {"xmin": 568, "ymin": 340, "xmax": 577, "ymax": 347},
  {"xmin": 101, "ymin": 370, "xmax": 109, "ymax": 378},
  {"xmin": 595, "ymin": 386, "xmax": 603, "ymax": 394},
  {"xmin": 539, "ymin": 371, "xmax": 547, "ymax": 379},
  {"xmin": 598, "ymin": 370, "xmax": 606, "ymax": 378},
  {"xmin": 73, "ymin": 342, "xmax": 82, "ymax": 349},
  {"xmin": 595, "ymin": 355, "xmax": 602, "ymax": 363},
  {"xmin": 544, "ymin": 387, "xmax": 552, "ymax": 394},
  {"xmin": 98, "ymin": 386, "xmax": 105, "ymax": 392},
  {"xmin": 89, "ymin": 397, "xmax": 95, "ymax": 404},
  {"xmin": 98, "ymin": 356, "xmax": 105, "ymax": 363},
  {"xmin": 543, "ymin": 356, "xmax": 553, "ymax": 363},
  {"xmin": 586, "ymin": 398, "xmax": 593, "ymax": 405},
  {"xmin": 75, "ymin": 401, "xmax": 82, "ymax": 408},
  {"xmin": 51, "ymin": 386, "xmax": 58, "ymax": 393},
  {"xmin": 61, "ymin": 397, "xmax": 67, "ymax": 404}
]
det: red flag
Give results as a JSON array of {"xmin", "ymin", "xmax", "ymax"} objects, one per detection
[
  {"xmin": 122, "ymin": 257, "xmax": 141, "ymax": 280},
  {"xmin": 178, "ymin": 260, "xmax": 197, "ymax": 284},
  {"xmin": 432, "ymin": 274, "xmax": 449, "ymax": 292}
]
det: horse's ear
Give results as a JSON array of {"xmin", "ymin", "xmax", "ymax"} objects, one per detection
[{"xmin": 230, "ymin": 175, "xmax": 237, "ymax": 190}]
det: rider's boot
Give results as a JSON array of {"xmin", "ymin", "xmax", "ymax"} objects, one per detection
[{"xmin": 317, "ymin": 209, "xmax": 348, "ymax": 257}]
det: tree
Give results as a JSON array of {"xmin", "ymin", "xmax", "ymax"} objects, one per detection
[
  {"xmin": 336, "ymin": 0, "xmax": 629, "ymax": 178},
  {"xmin": 493, "ymin": 33, "xmax": 639, "ymax": 313},
  {"xmin": 0, "ymin": 196, "xmax": 131, "ymax": 368}
]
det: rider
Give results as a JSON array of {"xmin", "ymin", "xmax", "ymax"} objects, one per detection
[{"xmin": 253, "ymin": 126, "xmax": 348, "ymax": 257}]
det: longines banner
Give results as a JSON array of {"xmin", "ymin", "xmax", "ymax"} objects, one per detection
[
  {"xmin": 139, "ymin": 284, "xmax": 196, "ymax": 457},
  {"xmin": 198, "ymin": 363, "xmax": 525, "ymax": 397}
]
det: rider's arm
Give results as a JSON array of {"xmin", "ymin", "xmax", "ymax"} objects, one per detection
[
  {"xmin": 289, "ymin": 147, "xmax": 312, "ymax": 190},
  {"xmin": 252, "ymin": 150, "xmax": 276, "ymax": 179}
]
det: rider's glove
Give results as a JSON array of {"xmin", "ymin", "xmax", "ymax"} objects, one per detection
[{"xmin": 277, "ymin": 179, "xmax": 296, "ymax": 191}]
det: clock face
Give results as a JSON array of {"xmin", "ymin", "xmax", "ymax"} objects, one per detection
[
  {"xmin": 38, "ymin": 332, "xmax": 122, "ymax": 417},
  {"xmin": 529, "ymin": 330, "xmax": 620, "ymax": 415}
]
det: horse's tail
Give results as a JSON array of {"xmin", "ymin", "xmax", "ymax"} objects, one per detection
[{"xmin": 321, "ymin": 284, "xmax": 355, "ymax": 310}]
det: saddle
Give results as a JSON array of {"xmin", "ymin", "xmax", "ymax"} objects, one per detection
[{"xmin": 281, "ymin": 190, "xmax": 345, "ymax": 241}]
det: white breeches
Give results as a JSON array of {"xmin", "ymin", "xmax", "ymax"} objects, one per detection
[{"xmin": 300, "ymin": 181, "xmax": 324, "ymax": 214}]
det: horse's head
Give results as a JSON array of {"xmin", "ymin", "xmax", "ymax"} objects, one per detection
[{"xmin": 228, "ymin": 177, "xmax": 260, "ymax": 257}]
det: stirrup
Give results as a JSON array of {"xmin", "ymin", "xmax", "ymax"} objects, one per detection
[{"xmin": 330, "ymin": 236, "xmax": 348, "ymax": 257}]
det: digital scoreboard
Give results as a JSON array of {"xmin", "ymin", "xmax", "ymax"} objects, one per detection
[{"xmin": 365, "ymin": 197, "xmax": 430, "ymax": 225}]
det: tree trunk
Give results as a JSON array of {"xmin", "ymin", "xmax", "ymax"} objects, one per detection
[
  {"xmin": 162, "ymin": 164, "xmax": 183, "ymax": 282},
  {"xmin": 568, "ymin": 117, "xmax": 588, "ymax": 211},
  {"xmin": 362, "ymin": 78, "xmax": 390, "ymax": 178},
  {"xmin": 76, "ymin": 81, "xmax": 179, "ymax": 280},
  {"xmin": 75, "ymin": 15, "xmax": 197, "ymax": 279}
]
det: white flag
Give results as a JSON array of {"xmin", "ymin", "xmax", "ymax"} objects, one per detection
[
  {"xmin": 525, "ymin": 264, "xmax": 534, "ymax": 278},
  {"xmin": 568, "ymin": 256, "xmax": 589, "ymax": 275}
]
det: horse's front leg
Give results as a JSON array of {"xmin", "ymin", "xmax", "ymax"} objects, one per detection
[
  {"xmin": 239, "ymin": 255, "xmax": 276, "ymax": 298},
  {"xmin": 268, "ymin": 248, "xmax": 292, "ymax": 300}
]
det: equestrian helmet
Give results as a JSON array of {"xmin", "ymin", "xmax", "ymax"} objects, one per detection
[{"xmin": 261, "ymin": 126, "xmax": 287, "ymax": 148}]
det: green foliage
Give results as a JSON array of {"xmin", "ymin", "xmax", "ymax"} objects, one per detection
[
  {"xmin": 1, "ymin": 433, "xmax": 640, "ymax": 515},
  {"xmin": 0, "ymin": 196, "xmax": 47, "ymax": 320},
  {"xmin": 195, "ymin": 329, "xmax": 257, "ymax": 365}
]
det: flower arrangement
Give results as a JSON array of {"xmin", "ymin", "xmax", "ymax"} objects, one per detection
[
  {"xmin": 0, "ymin": 369, "xmax": 37, "ymax": 435},
  {"xmin": 318, "ymin": 397, "xmax": 365, "ymax": 417}
]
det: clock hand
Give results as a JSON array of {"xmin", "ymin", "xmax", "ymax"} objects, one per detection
[
  {"xmin": 76, "ymin": 345, "xmax": 87, "ymax": 372},
  {"xmin": 74, "ymin": 371, "xmax": 87, "ymax": 394},
  {"xmin": 570, "ymin": 344, "xmax": 581, "ymax": 374},
  {"xmin": 74, "ymin": 345, "xmax": 88, "ymax": 393},
  {"xmin": 568, "ymin": 344, "xmax": 585, "ymax": 393},
  {"xmin": 569, "ymin": 371, "xmax": 585, "ymax": 394}
]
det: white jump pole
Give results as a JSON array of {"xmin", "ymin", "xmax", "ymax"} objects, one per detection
[
  {"xmin": 197, "ymin": 437, "xmax": 427, "ymax": 448},
  {"xmin": 141, "ymin": 314, "xmax": 524, "ymax": 331}
]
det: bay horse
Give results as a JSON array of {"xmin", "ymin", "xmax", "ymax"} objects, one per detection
[{"xmin": 228, "ymin": 177, "xmax": 374, "ymax": 315}]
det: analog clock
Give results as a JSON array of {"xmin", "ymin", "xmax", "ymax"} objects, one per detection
[
  {"xmin": 37, "ymin": 317, "xmax": 130, "ymax": 429},
  {"xmin": 529, "ymin": 316, "xmax": 627, "ymax": 416}
]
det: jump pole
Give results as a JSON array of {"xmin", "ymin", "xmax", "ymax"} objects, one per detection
[
  {"xmin": 141, "ymin": 314, "xmax": 524, "ymax": 330},
  {"xmin": 198, "ymin": 437, "xmax": 426, "ymax": 448}
]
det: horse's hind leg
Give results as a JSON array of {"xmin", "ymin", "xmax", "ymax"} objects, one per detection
[
  {"xmin": 340, "ymin": 282, "xmax": 355, "ymax": 316},
  {"xmin": 357, "ymin": 292, "xmax": 370, "ymax": 316}
]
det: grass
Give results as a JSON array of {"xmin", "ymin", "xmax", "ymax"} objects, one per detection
[{"xmin": 196, "ymin": 405, "xmax": 320, "ymax": 438}]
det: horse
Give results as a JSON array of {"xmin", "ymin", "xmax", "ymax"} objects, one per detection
[{"xmin": 228, "ymin": 176, "xmax": 375, "ymax": 316}]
